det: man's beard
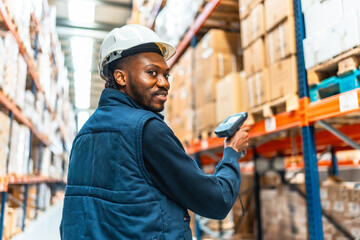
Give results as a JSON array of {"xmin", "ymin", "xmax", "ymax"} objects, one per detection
[{"xmin": 128, "ymin": 76, "xmax": 164, "ymax": 113}]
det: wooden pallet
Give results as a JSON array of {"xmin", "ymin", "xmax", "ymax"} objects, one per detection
[
  {"xmin": 248, "ymin": 94, "xmax": 299, "ymax": 124},
  {"xmin": 307, "ymin": 45, "xmax": 360, "ymax": 85}
]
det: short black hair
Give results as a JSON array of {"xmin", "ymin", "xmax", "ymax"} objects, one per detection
[{"xmin": 104, "ymin": 55, "xmax": 138, "ymax": 89}]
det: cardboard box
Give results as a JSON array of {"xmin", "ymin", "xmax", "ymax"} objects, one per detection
[
  {"xmin": 241, "ymin": 2, "xmax": 265, "ymax": 48},
  {"xmin": 195, "ymin": 102, "xmax": 216, "ymax": 133},
  {"xmin": 196, "ymin": 29, "xmax": 241, "ymax": 57},
  {"xmin": 265, "ymin": 0, "xmax": 293, "ymax": 31},
  {"xmin": 303, "ymin": 0, "xmax": 343, "ymax": 38},
  {"xmin": 244, "ymin": 38, "xmax": 266, "ymax": 77},
  {"xmin": 342, "ymin": 0, "xmax": 360, "ymax": 14},
  {"xmin": 216, "ymin": 72, "xmax": 247, "ymax": 123},
  {"xmin": 266, "ymin": 17, "xmax": 296, "ymax": 65},
  {"xmin": 269, "ymin": 56, "xmax": 298, "ymax": 100},
  {"xmin": 303, "ymin": 11, "xmax": 360, "ymax": 69},
  {"xmin": 247, "ymin": 69, "xmax": 270, "ymax": 108}
]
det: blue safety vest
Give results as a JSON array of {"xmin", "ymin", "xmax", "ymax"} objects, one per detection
[{"xmin": 60, "ymin": 88, "xmax": 192, "ymax": 239}]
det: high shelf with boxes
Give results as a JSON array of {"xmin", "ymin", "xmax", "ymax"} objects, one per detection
[
  {"xmin": 0, "ymin": 0, "xmax": 76, "ymax": 239},
  {"xmin": 142, "ymin": 0, "xmax": 360, "ymax": 239}
]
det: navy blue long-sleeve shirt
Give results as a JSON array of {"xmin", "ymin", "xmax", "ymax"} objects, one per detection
[{"xmin": 142, "ymin": 118, "xmax": 241, "ymax": 219}]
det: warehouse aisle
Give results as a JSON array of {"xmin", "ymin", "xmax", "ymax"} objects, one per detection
[{"xmin": 11, "ymin": 201, "xmax": 63, "ymax": 240}]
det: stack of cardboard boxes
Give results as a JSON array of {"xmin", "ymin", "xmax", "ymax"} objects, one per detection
[
  {"xmin": 240, "ymin": 0, "xmax": 298, "ymax": 112},
  {"xmin": 321, "ymin": 180, "xmax": 360, "ymax": 239},
  {"xmin": 167, "ymin": 29, "xmax": 244, "ymax": 143},
  {"xmin": 167, "ymin": 48, "xmax": 194, "ymax": 145},
  {"xmin": 195, "ymin": 29, "xmax": 242, "ymax": 136}
]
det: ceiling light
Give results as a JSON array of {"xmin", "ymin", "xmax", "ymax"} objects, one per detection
[
  {"xmin": 74, "ymin": 70, "xmax": 91, "ymax": 109},
  {"xmin": 68, "ymin": 0, "xmax": 95, "ymax": 23},
  {"xmin": 71, "ymin": 37, "xmax": 94, "ymax": 70}
]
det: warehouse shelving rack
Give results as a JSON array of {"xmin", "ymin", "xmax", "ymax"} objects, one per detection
[
  {"xmin": 163, "ymin": 0, "xmax": 360, "ymax": 239},
  {"xmin": 0, "ymin": 1, "xmax": 70, "ymax": 239}
]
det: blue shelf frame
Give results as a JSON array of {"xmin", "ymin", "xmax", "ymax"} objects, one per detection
[{"xmin": 293, "ymin": 0, "xmax": 324, "ymax": 239}]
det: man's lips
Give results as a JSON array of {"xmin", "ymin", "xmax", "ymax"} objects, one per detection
[{"xmin": 154, "ymin": 91, "xmax": 168, "ymax": 101}]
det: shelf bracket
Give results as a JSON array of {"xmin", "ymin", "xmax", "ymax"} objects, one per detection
[{"xmin": 317, "ymin": 120, "xmax": 360, "ymax": 150}]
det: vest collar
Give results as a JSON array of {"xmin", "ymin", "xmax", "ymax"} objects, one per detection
[{"xmin": 98, "ymin": 88, "xmax": 164, "ymax": 120}]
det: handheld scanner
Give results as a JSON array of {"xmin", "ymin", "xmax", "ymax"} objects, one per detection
[{"xmin": 214, "ymin": 112, "xmax": 248, "ymax": 158}]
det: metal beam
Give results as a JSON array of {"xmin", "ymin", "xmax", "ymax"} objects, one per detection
[
  {"xmin": 317, "ymin": 120, "xmax": 360, "ymax": 150},
  {"xmin": 52, "ymin": 0, "xmax": 132, "ymax": 9},
  {"xmin": 56, "ymin": 18, "xmax": 118, "ymax": 32}
]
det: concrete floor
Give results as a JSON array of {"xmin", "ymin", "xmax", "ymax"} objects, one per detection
[{"xmin": 11, "ymin": 201, "xmax": 63, "ymax": 240}]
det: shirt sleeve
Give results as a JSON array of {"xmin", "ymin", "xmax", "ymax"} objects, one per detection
[{"xmin": 142, "ymin": 118, "xmax": 241, "ymax": 219}]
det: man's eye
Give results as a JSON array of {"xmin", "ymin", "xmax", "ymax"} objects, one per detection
[
  {"xmin": 164, "ymin": 74, "xmax": 170, "ymax": 80},
  {"xmin": 149, "ymin": 70, "xmax": 157, "ymax": 76}
]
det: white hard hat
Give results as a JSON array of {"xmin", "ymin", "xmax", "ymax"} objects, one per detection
[{"xmin": 98, "ymin": 24, "xmax": 176, "ymax": 80}]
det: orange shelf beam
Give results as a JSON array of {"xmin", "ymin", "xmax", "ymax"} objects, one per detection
[
  {"xmin": 167, "ymin": 0, "xmax": 221, "ymax": 68},
  {"xmin": 308, "ymin": 88, "xmax": 360, "ymax": 122}
]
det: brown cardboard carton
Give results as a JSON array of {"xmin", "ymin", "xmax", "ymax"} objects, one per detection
[
  {"xmin": 241, "ymin": 2, "xmax": 265, "ymax": 48},
  {"xmin": 202, "ymin": 52, "xmax": 241, "ymax": 80},
  {"xmin": 265, "ymin": 0, "xmax": 294, "ymax": 31},
  {"xmin": 266, "ymin": 17, "xmax": 296, "ymax": 65},
  {"xmin": 247, "ymin": 69, "xmax": 270, "ymax": 108},
  {"xmin": 216, "ymin": 72, "xmax": 248, "ymax": 123},
  {"xmin": 195, "ymin": 102, "xmax": 216, "ymax": 133},
  {"xmin": 244, "ymin": 38, "xmax": 266, "ymax": 77},
  {"xmin": 269, "ymin": 56, "xmax": 298, "ymax": 100},
  {"xmin": 196, "ymin": 29, "xmax": 241, "ymax": 57}
]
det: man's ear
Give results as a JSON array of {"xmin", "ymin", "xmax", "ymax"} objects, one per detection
[{"xmin": 114, "ymin": 69, "xmax": 127, "ymax": 87}]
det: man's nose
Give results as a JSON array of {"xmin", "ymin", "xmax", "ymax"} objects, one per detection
[{"xmin": 157, "ymin": 75, "xmax": 170, "ymax": 90}]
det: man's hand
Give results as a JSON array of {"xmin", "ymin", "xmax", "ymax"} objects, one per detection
[{"xmin": 224, "ymin": 126, "xmax": 250, "ymax": 152}]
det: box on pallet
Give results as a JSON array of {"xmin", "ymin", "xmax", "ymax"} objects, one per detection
[
  {"xmin": 241, "ymin": 2, "xmax": 265, "ymax": 48},
  {"xmin": 243, "ymin": 38, "xmax": 266, "ymax": 77},
  {"xmin": 216, "ymin": 72, "xmax": 248, "ymax": 123},
  {"xmin": 303, "ymin": 10, "xmax": 360, "ymax": 69},
  {"xmin": 264, "ymin": 0, "xmax": 293, "ymax": 31},
  {"xmin": 195, "ymin": 102, "xmax": 216, "ymax": 136},
  {"xmin": 266, "ymin": 17, "xmax": 296, "ymax": 65},
  {"xmin": 269, "ymin": 56, "xmax": 298, "ymax": 100},
  {"xmin": 303, "ymin": 0, "xmax": 343, "ymax": 38},
  {"xmin": 195, "ymin": 29, "xmax": 241, "ymax": 56},
  {"xmin": 247, "ymin": 69, "xmax": 270, "ymax": 108},
  {"xmin": 0, "ymin": 112, "xmax": 10, "ymax": 177}
]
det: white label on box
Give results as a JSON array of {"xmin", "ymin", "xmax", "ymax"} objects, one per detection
[
  {"xmin": 350, "ymin": 228, "xmax": 360, "ymax": 238},
  {"xmin": 339, "ymin": 91, "xmax": 359, "ymax": 112},
  {"xmin": 334, "ymin": 201, "xmax": 345, "ymax": 212},
  {"xmin": 265, "ymin": 117, "xmax": 276, "ymax": 132},
  {"xmin": 322, "ymin": 200, "xmax": 331, "ymax": 210},
  {"xmin": 320, "ymin": 188, "xmax": 328, "ymax": 199},
  {"xmin": 348, "ymin": 202, "xmax": 360, "ymax": 215},
  {"xmin": 201, "ymin": 140, "xmax": 209, "ymax": 150}
]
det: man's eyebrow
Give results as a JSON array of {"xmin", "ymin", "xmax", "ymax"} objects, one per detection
[{"xmin": 146, "ymin": 64, "xmax": 170, "ymax": 72}]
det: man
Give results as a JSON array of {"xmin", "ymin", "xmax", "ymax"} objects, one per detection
[{"xmin": 60, "ymin": 24, "xmax": 249, "ymax": 239}]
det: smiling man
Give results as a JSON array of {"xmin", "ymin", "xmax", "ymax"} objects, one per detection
[{"xmin": 60, "ymin": 24, "xmax": 249, "ymax": 240}]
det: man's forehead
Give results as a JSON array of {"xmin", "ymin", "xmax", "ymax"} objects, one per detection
[{"xmin": 135, "ymin": 52, "xmax": 169, "ymax": 69}]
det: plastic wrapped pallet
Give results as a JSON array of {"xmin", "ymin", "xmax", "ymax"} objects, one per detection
[
  {"xmin": 15, "ymin": 56, "xmax": 27, "ymax": 109},
  {"xmin": 155, "ymin": 0, "xmax": 203, "ymax": 47},
  {"xmin": 3, "ymin": 32, "xmax": 19, "ymax": 102},
  {"xmin": 0, "ymin": 37, "xmax": 5, "ymax": 89},
  {"xmin": 8, "ymin": 124, "xmax": 30, "ymax": 176},
  {"xmin": 0, "ymin": 112, "xmax": 10, "ymax": 177}
]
